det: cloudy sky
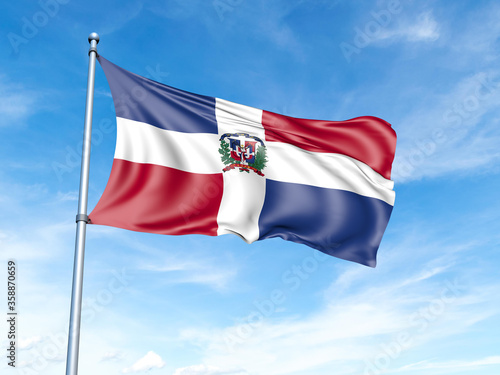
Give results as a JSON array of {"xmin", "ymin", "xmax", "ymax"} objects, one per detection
[{"xmin": 1, "ymin": 0, "xmax": 500, "ymax": 374}]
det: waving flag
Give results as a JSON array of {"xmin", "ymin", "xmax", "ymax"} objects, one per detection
[{"xmin": 89, "ymin": 56, "xmax": 396, "ymax": 267}]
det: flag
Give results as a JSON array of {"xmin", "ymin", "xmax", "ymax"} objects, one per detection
[{"xmin": 89, "ymin": 56, "xmax": 396, "ymax": 267}]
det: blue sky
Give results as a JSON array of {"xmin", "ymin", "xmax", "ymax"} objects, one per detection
[{"xmin": 1, "ymin": 0, "xmax": 500, "ymax": 374}]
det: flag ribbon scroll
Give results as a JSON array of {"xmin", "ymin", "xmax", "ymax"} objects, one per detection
[{"xmin": 89, "ymin": 55, "xmax": 397, "ymax": 268}]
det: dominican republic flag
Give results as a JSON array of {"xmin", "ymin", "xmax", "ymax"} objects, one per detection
[{"xmin": 89, "ymin": 56, "xmax": 396, "ymax": 267}]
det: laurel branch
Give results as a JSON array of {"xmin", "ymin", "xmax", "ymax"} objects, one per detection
[{"xmin": 218, "ymin": 139, "xmax": 267, "ymax": 176}]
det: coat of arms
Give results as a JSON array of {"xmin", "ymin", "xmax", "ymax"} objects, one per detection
[{"xmin": 218, "ymin": 133, "xmax": 268, "ymax": 176}]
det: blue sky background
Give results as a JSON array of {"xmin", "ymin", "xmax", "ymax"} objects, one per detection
[{"xmin": 1, "ymin": 0, "xmax": 500, "ymax": 374}]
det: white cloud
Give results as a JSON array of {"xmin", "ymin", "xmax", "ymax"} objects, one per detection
[
  {"xmin": 450, "ymin": 3, "xmax": 500, "ymax": 59},
  {"xmin": 376, "ymin": 11, "xmax": 440, "ymax": 43},
  {"xmin": 174, "ymin": 233, "xmax": 500, "ymax": 375},
  {"xmin": 141, "ymin": 259, "xmax": 237, "ymax": 290},
  {"xmin": 0, "ymin": 77, "xmax": 37, "ymax": 127},
  {"xmin": 403, "ymin": 11, "xmax": 440, "ymax": 42},
  {"xmin": 392, "ymin": 70, "xmax": 500, "ymax": 182},
  {"xmin": 101, "ymin": 350, "xmax": 124, "ymax": 361},
  {"xmin": 56, "ymin": 191, "xmax": 79, "ymax": 202},
  {"xmin": 135, "ymin": 240, "xmax": 238, "ymax": 291},
  {"xmin": 99, "ymin": 1, "xmax": 143, "ymax": 36},
  {"xmin": 95, "ymin": 87, "xmax": 113, "ymax": 98},
  {"xmin": 122, "ymin": 351, "xmax": 165, "ymax": 373},
  {"xmin": 395, "ymin": 356, "xmax": 500, "ymax": 372},
  {"xmin": 0, "ymin": 220, "xmax": 74, "ymax": 261},
  {"xmin": 18, "ymin": 336, "xmax": 42, "ymax": 350},
  {"xmin": 344, "ymin": 8, "xmax": 500, "ymax": 184},
  {"xmin": 173, "ymin": 364, "xmax": 247, "ymax": 375},
  {"xmin": 182, "ymin": 299, "xmax": 407, "ymax": 373}
]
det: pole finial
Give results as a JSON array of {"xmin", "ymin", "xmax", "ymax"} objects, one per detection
[{"xmin": 88, "ymin": 32, "xmax": 100, "ymax": 44}]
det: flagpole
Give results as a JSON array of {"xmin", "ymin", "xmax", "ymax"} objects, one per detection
[{"xmin": 65, "ymin": 32, "xmax": 99, "ymax": 375}]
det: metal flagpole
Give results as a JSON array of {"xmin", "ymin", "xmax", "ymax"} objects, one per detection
[{"xmin": 65, "ymin": 32, "xmax": 99, "ymax": 375}]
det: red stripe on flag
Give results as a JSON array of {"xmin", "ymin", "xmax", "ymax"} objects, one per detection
[
  {"xmin": 89, "ymin": 159, "xmax": 223, "ymax": 236},
  {"xmin": 262, "ymin": 111, "xmax": 396, "ymax": 179}
]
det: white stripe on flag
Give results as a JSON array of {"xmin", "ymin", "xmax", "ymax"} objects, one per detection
[
  {"xmin": 114, "ymin": 115, "xmax": 394, "ymax": 205},
  {"xmin": 266, "ymin": 142, "xmax": 395, "ymax": 205},
  {"xmin": 215, "ymin": 98, "xmax": 266, "ymax": 242},
  {"xmin": 114, "ymin": 117, "xmax": 221, "ymax": 174}
]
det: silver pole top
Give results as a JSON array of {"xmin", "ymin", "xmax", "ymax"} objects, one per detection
[
  {"xmin": 88, "ymin": 33, "xmax": 99, "ymax": 55},
  {"xmin": 88, "ymin": 32, "xmax": 100, "ymax": 44}
]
